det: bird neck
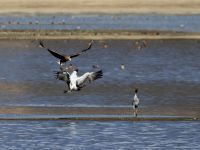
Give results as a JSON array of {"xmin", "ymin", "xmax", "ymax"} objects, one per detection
[
  {"xmin": 134, "ymin": 93, "xmax": 138, "ymax": 98},
  {"xmin": 71, "ymin": 71, "xmax": 78, "ymax": 77}
]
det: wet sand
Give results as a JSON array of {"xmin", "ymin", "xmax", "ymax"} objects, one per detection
[
  {"xmin": 0, "ymin": 106, "xmax": 199, "ymax": 119},
  {"xmin": 0, "ymin": 0, "xmax": 200, "ymax": 15},
  {"xmin": 0, "ymin": 106, "xmax": 198, "ymax": 121}
]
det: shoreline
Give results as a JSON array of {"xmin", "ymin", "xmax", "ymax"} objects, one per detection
[
  {"xmin": 0, "ymin": 117, "xmax": 198, "ymax": 122},
  {"xmin": 1, "ymin": 30, "xmax": 200, "ymax": 40},
  {"xmin": 0, "ymin": 106, "xmax": 199, "ymax": 119}
]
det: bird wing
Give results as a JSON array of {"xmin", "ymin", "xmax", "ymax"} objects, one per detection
[
  {"xmin": 76, "ymin": 70, "xmax": 103, "ymax": 86},
  {"xmin": 69, "ymin": 41, "xmax": 93, "ymax": 58},
  {"xmin": 55, "ymin": 71, "xmax": 70, "ymax": 82},
  {"xmin": 69, "ymin": 52, "xmax": 82, "ymax": 58},
  {"xmin": 39, "ymin": 41, "xmax": 66, "ymax": 60},
  {"xmin": 47, "ymin": 48, "xmax": 66, "ymax": 60},
  {"xmin": 81, "ymin": 41, "xmax": 93, "ymax": 52}
]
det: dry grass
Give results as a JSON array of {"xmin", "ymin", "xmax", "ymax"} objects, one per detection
[{"xmin": 0, "ymin": 0, "xmax": 200, "ymax": 15}]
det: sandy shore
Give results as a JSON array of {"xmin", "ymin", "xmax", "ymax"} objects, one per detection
[
  {"xmin": 0, "ymin": 0, "xmax": 200, "ymax": 15},
  {"xmin": 1, "ymin": 30, "xmax": 200, "ymax": 40}
]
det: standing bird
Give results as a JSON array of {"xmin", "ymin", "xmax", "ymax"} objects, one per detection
[
  {"xmin": 39, "ymin": 40, "xmax": 93, "ymax": 66},
  {"xmin": 132, "ymin": 88, "xmax": 140, "ymax": 117}
]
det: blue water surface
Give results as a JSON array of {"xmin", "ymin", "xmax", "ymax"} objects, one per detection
[{"xmin": 0, "ymin": 120, "xmax": 199, "ymax": 149}]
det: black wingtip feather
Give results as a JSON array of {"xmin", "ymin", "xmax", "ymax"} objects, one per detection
[{"xmin": 94, "ymin": 70, "xmax": 103, "ymax": 80}]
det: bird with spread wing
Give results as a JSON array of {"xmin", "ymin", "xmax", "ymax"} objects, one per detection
[
  {"xmin": 39, "ymin": 40, "xmax": 93, "ymax": 66},
  {"xmin": 55, "ymin": 67, "xmax": 103, "ymax": 93}
]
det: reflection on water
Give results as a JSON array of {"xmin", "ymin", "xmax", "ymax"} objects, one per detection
[{"xmin": 0, "ymin": 120, "xmax": 199, "ymax": 149}]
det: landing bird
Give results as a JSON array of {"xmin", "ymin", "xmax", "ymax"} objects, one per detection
[
  {"xmin": 132, "ymin": 88, "xmax": 140, "ymax": 117},
  {"xmin": 69, "ymin": 69, "xmax": 103, "ymax": 92},
  {"xmin": 56, "ymin": 69, "xmax": 103, "ymax": 93},
  {"xmin": 39, "ymin": 40, "xmax": 93, "ymax": 65}
]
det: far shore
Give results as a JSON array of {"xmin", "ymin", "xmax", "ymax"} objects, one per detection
[
  {"xmin": 0, "ymin": 0, "xmax": 200, "ymax": 15},
  {"xmin": 1, "ymin": 30, "xmax": 200, "ymax": 40}
]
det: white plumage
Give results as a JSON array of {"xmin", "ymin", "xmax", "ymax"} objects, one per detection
[
  {"xmin": 69, "ymin": 69, "xmax": 103, "ymax": 92},
  {"xmin": 133, "ymin": 93, "xmax": 139, "ymax": 106}
]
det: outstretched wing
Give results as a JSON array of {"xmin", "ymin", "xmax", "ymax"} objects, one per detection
[
  {"xmin": 39, "ymin": 41, "xmax": 66, "ymax": 60},
  {"xmin": 69, "ymin": 41, "xmax": 93, "ymax": 58},
  {"xmin": 69, "ymin": 52, "xmax": 82, "ymax": 58},
  {"xmin": 47, "ymin": 48, "xmax": 66, "ymax": 60},
  {"xmin": 76, "ymin": 70, "xmax": 103, "ymax": 86},
  {"xmin": 81, "ymin": 41, "xmax": 93, "ymax": 52}
]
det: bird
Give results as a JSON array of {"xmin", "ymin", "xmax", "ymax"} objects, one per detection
[
  {"xmin": 39, "ymin": 40, "xmax": 93, "ymax": 66},
  {"xmin": 54, "ymin": 64, "xmax": 77, "ymax": 90},
  {"xmin": 132, "ymin": 88, "xmax": 140, "ymax": 117},
  {"xmin": 69, "ymin": 69, "xmax": 103, "ymax": 92},
  {"xmin": 55, "ymin": 70, "xmax": 71, "ymax": 91},
  {"xmin": 92, "ymin": 64, "xmax": 100, "ymax": 69},
  {"xmin": 120, "ymin": 64, "xmax": 125, "ymax": 70},
  {"xmin": 56, "ymin": 68, "xmax": 103, "ymax": 93}
]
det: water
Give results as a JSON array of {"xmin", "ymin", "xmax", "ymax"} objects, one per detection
[
  {"xmin": 0, "ymin": 14, "xmax": 200, "ymax": 150},
  {"xmin": 0, "ymin": 14, "xmax": 200, "ymax": 32},
  {"xmin": 0, "ymin": 39, "xmax": 199, "ymax": 113},
  {"xmin": 0, "ymin": 120, "xmax": 199, "ymax": 149},
  {"xmin": 0, "ymin": 16, "xmax": 199, "ymax": 150}
]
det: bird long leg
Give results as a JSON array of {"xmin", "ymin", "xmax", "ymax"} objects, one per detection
[
  {"xmin": 135, "ymin": 107, "xmax": 138, "ymax": 117},
  {"xmin": 63, "ymin": 81, "xmax": 71, "ymax": 93},
  {"xmin": 133, "ymin": 106, "xmax": 136, "ymax": 117}
]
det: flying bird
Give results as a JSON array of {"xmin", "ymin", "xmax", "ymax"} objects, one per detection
[
  {"xmin": 56, "ymin": 68, "xmax": 103, "ymax": 93},
  {"xmin": 132, "ymin": 88, "xmax": 140, "ymax": 117},
  {"xmin": 39, "ymin": 40, "xmax": 93, "ymax": 65}
]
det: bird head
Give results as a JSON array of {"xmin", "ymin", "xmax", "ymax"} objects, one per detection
[
  {"xmin": 135, "ymin": 88, "xmax": 138, "ymax": 93},
  {"xmin": 75, "ymin": 68, "xmax": 79, "ymax": 72}
]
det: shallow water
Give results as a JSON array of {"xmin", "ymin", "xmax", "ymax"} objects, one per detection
[
  {"xmin": 0, "ymin": 39, "xmax": 199, "ymax": 115},
  {"xmin": 0, "ymin": 120, "xmax": 199, "ymax": 149},
  {"xmin": 0, "ymin": 15, "xmax": 200, "ymax": 32}
]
